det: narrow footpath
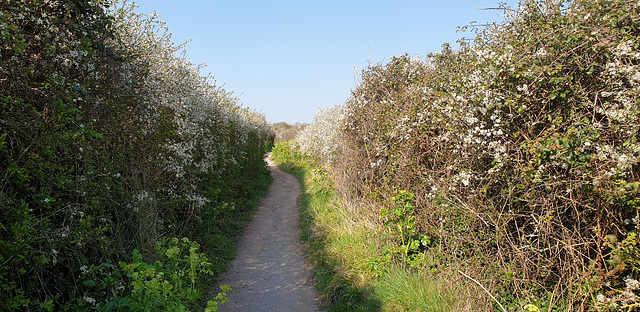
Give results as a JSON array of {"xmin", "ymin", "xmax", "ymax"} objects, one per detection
[{"xmin": 215, "ymin": 155, "xmax": 321, "ymax": 312}]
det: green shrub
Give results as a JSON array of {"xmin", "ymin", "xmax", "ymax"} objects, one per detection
[{"xmin": 0, "ymin": 1, "xmax": 271, "ymax": 309}]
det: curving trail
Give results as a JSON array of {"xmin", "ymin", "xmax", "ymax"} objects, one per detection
[{"xmin": 215, "ymin": 155, "xmax": 321, "ymax": 312}]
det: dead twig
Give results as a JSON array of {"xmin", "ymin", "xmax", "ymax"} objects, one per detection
[{"xmin": 458, "ymin": 270, "xmax": 507, "ymax": 312}]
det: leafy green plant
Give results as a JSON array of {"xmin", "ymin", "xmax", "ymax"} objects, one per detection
[
  {"xmin": 380, "ymin": 190, "xmax": 430, "ymax": 264},
  {"xmin": 87, "ymin": 238, "xmax": 230, "ymax": 312}
]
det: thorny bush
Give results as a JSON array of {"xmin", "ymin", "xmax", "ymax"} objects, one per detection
[{"xmin": 296, "ymin": 0, "xmax": 640, "ymax": 310}]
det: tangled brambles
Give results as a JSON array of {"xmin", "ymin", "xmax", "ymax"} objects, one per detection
[{"xmin": 296, "ymin": 0, "xmax": 640, "ymax": 310}]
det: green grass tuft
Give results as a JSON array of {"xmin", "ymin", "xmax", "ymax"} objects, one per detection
[{"xmin": 375, "ymin": 267, "xmax": 457, "ymax": 312}]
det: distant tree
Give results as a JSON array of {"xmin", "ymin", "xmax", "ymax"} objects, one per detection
[{"xmin": 270, "ymin": 122, "xmax": 306, "ymax": 143}]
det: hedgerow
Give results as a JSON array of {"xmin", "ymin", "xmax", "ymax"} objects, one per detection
[
  {"xmin": 296, "ymin": 0, "xmax": 640, "ymax": 310},
  {"xmin": 0, "ymin": 0, "xmax": 270, "ymax": 310}
]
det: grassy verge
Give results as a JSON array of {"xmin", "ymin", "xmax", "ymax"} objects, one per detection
[{"xmin": 271, "ymin": 142, "xmax": 459, "ymax": 312}]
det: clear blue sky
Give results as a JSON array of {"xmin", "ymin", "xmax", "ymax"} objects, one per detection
[{"xmin": 132, "ymin": 1, "xmax": 512, "ymax": 124}]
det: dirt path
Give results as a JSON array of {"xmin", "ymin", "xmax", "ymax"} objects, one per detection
[{"xmin": 215, "ymin": 155, "xmax": 322, "ymax": 312}]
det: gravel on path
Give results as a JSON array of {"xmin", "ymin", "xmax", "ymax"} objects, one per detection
[{"xmin": 215, "ymin": 155, "xmax": 322, "ymax": 312}]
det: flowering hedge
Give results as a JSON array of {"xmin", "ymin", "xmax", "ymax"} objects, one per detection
[
  {"xmin": 0, "ymin": 0, "xmax": 270, "ymax": 310},
  {"xmin": 295, "ymin": 105, "xmax": 345, "ymax": 165},
  {"xmin": 297, "ymin": 0, "xmax": 640, "ymax": 310}
]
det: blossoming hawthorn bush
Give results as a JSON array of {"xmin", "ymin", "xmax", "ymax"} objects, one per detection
[
  {"xmin": 109, "ymin": 1, "xmax": 270, "ymax": 209},
  {"xmin": 295, "ymin": 104, "xmax": 346, "ymax": 165},
  {"xmin": 0, "ymin": 0, "xmax": 270, "ymax": 310},
  {"xmin": 296, "ymin": 0, "xmax": 640, "ymax": 309}
]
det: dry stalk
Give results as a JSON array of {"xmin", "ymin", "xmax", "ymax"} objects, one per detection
[{"xmin": 458, "ymin": 270, "xmax": 507, "ymax": 312}]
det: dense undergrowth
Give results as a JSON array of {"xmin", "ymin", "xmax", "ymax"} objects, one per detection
[
  {"xmin": 294, "ymin": 0, "xmax": 640, "ymax": 311},
  {"xmin": 0, "ymin": 0, "xmax": 271, "ymax": 310}
]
